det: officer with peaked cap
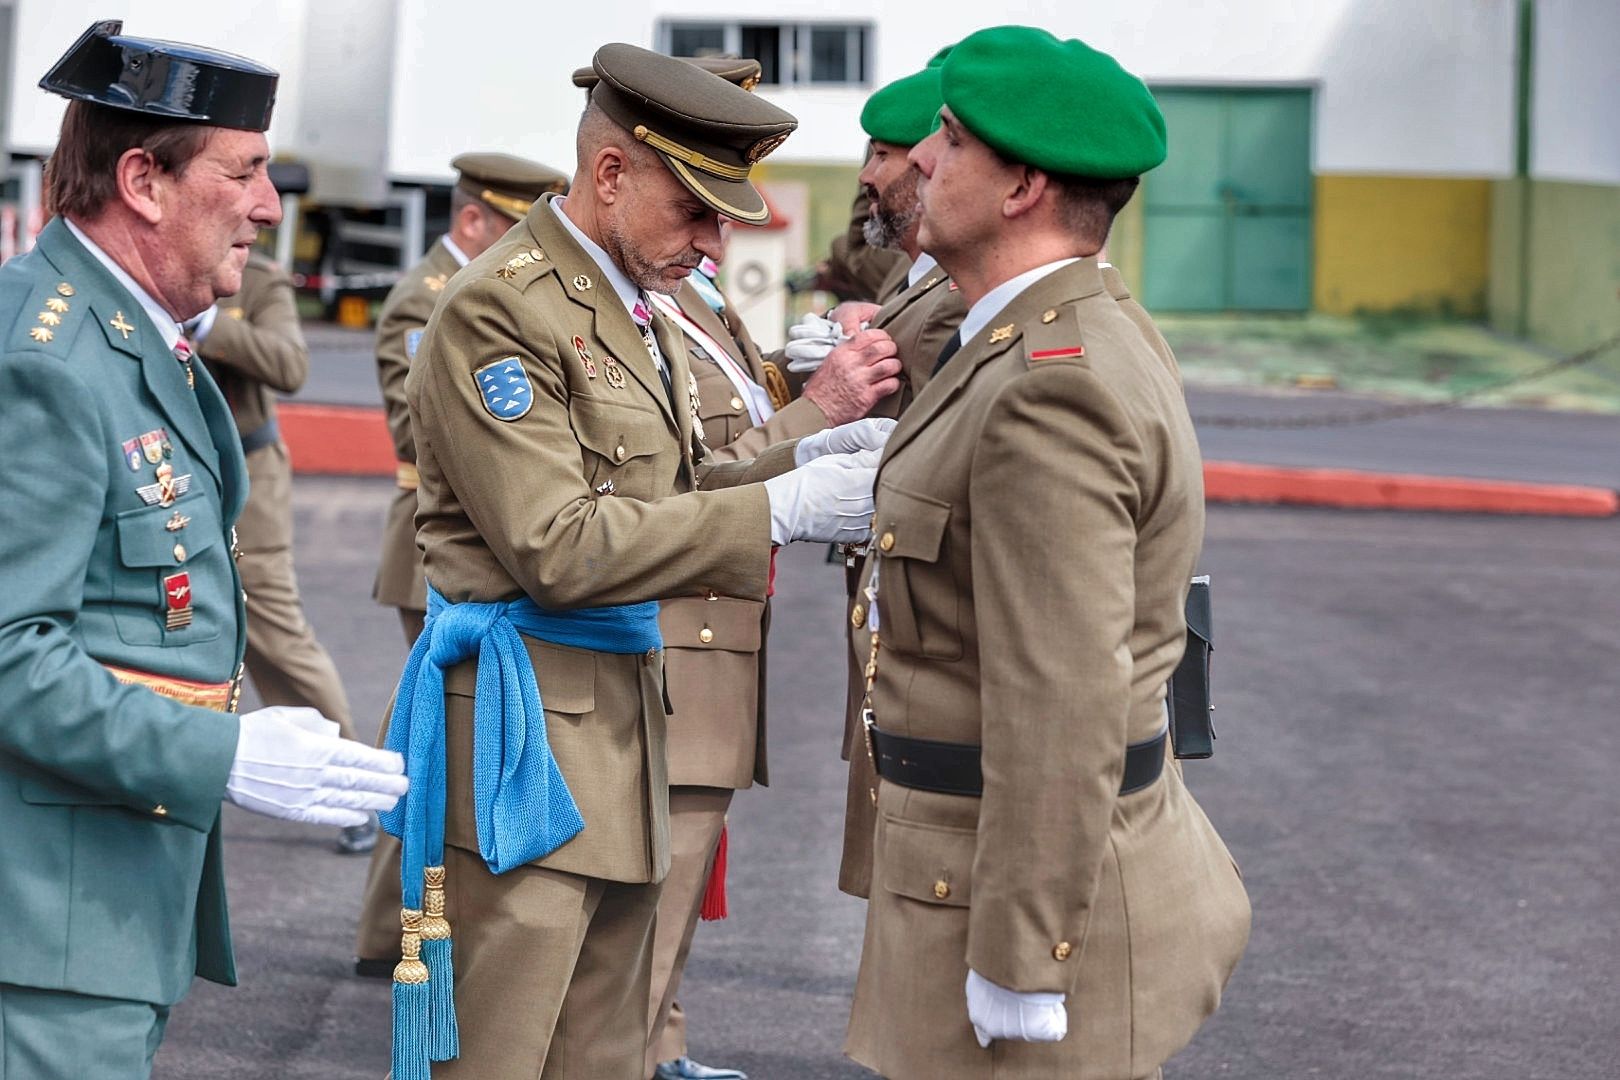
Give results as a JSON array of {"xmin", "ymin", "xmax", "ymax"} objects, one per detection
[
  {"xmin": 841, "ymin": 26, "xmax": 1250, "ymax": 1079},
  {"xmin": 353, "ymin": 150, "xmax": 570, "ymax": 971},
  {"xmin": 577, "ymin": 58, "xmax": 897, "ymax": 1080},
  {"xmin": 372, "ymin": 152, "xmax": 571, "ymax": 647},
  {"xmin": 0, "ymin": 21, "xmax": 406, "ymax": 1078},
  {"xmin": 382, "ymin": 42, "xmax": 891, "ymax": 1080}
]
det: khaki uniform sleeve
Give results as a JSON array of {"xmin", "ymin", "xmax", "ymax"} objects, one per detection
[
  {"xmin": 375, "ymin": 282, "xmax": 437, "ymax": 464},
  {"xmin": 195, "ymin": 265, "xmax": 308, "ymax": 395},
  {"xmin": 705, "ymin": 396, "xmax": 828, "ymax": 463},
  {"xmin": 414, "ymin": 276, "xmax": 773, "ymax": 609},
  {"xmin": 964, "ymin": 362, "xmax": 1142, "ymax": 993}
]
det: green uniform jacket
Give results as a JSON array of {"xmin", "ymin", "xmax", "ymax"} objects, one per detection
[{"xmin": 0, "ymin": 219, "xmax": 247, "ymax": 1006}]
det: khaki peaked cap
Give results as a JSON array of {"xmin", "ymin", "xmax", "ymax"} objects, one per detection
[
  {"xmin": 572, "ymin": 55, "xmax": 762, "ymax": 92},
  {"xmin": 587, "ymin": 43, "xmax": 796, "ymax": 225},
  {"xmin": 451, "ymin": 152, "xmax": 570, "ymax": 221}
]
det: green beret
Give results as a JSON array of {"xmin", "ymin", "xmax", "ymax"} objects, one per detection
[
  {"xmin": 860, "ymin": 67, "xmax": 942, "ymax": 147},
  {"xmin": 940, "ymin": 25, "xmax": 1166, "ymax": 179}
]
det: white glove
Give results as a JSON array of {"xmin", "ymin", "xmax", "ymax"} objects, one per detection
[
  {"xmin": 783, "ymin": 312, "xmax": 850, "ymax": 373},
  {"xmin": 225, "ymin": 706, "xmax": 409, "ymax": 827},
  {"xmin": 762, "ymin": 449, "xmax": 878, "ymax": 545},
  {"xmin": 794, "ymin": 417, "xmax": 896, "ymax": 466},
  {"xmin": 965, "ymin": 968, "xmax": 1068, "ymax": 1048}
]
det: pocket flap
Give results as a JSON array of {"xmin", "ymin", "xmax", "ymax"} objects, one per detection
[
  {"xmin": 443, "ymin": 639, "xmax": 596, "ymax": 715},
  {"xmin": 659, "ymin": 596, "xmax": 763, "ymax": 652},
  {"xmin": 874, "ymin": 485, "xmax": 951, "ymax": 563},
  {"xmin": 570, "ymin": 396, "xmax": 667, "ymax": 463},
  {"xmin": 19, "ymin": 770, "xmax": 127, "ymax": 807},
  {"xmin": 880, "ymin": 814, "xmax": 975, "ymax": 907},
  {"xmin": 116, "ymin": 496, "xmax": 222, "ymax": 569}
]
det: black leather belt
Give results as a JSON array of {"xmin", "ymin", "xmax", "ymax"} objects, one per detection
[
  {"xmin": 239, "ymin": 418, "xmax": 281, "ymax": 455},
  {"xmin": 869, "ymin": 726, "xmax": 1166, "ymax": 798}
]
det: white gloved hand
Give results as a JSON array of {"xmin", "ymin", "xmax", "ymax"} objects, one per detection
[
  {"xmin": 225, "ymin": 706, "xmax": 409, "ymax": 827},
  {"xmin": 783, "ymin": 312, "xmax": 850, "ymax": 373},
  {"xmin": 965, "ymin": 968, "xmax": 1068, "ymax": 1049},
  {"xmin": 794, "ymin": 417, "xmax": 897, "ymax": 466},
  {"xmin": 762, "ymin": 449, "xmax": 879, "ymax": 545}
]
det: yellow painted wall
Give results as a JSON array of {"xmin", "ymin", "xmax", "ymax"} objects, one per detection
[{"xmin": 1313, "ymin": 175, "xmax": 1491, "ymax": 316}]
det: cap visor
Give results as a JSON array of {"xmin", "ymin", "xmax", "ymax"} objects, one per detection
[{"xmin": 657, "ymin": 152, "xmax": 769, "ymax": 225}]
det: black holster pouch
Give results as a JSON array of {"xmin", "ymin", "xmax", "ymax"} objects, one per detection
[{"xmin": 1167, "ymin": 576, "xmax": 1215, "ymax": 759}]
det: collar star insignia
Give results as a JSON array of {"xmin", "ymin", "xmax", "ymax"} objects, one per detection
[
  {"xmin": 110, "ymin": 312, "xmax": 135, "ymax": 340},
  {"xmin": 988, "ymin": 324, "xmax": 1014, "ymax": 344},
  {"xmin": 45, "ymin": 297, "xmax": 69, "ymax": 314},
  {"xmin": 37, "ymin": 310, "xmax": 61, "ymax": 327},
  {"xmin": 29, "ymin": 326, "xmax": 53, "ymax": 343}
]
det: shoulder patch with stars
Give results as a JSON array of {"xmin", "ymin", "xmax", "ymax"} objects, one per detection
[
  {"xmin": 1024, "ymin": 304, "xmax": 1088, "ymax": 365},
  {"xmin": 9, "ymin": 280, "xmax": 82, "ymax": 352},
  {"xmin": 474, "ymin": 357, "xmax": 534, "ymax": 421},
  {"xmin": 494, "ymin": 247, "xmax": 550, "ymax": 283}
]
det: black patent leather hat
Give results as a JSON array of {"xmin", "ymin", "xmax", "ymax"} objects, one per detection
[{"xmin": 40, "ymin": 20, "xmax": 278, "ymax": 132}]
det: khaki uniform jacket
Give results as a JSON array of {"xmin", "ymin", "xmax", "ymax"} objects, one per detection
[
  {"xmin": 196, "ymin": 254, "xmax": 309, "ymax": 556},
  {"xmin": 842, "ymin": 258, "xmax": 1249, "ymax": 1079},
  {"xmin": 658, "ymin": 280, "xmax": 829, "ymax": 790},
  {"xmin": 405, "ymin": 196, "xmax": 796, "ymax": 884},
  {"xmin": 373, "ymin": 240, "xmax": 462, "ymax": 611}
]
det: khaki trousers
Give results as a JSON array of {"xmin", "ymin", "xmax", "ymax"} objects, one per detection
[
  {"xmin": 436, "ymin": 844, "xmax": 661, "ymax": 1080},
  {"xmin": 238, "ymin": 442, "xmax": 354, "ymax": 738},
  {"xmin": 355, "ymin": 831, "xmax": 405, "ymax": 963},
  {"xmin": 645, "ymin": 787, "xmax": 731, "ymax": 1074}
]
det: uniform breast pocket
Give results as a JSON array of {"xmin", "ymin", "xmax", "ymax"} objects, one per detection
[
  {"xmin": 112, "ymin": 496, "xmax": 225, "ymax": 646},
  {"xmin": 873, "ymin": 485, "xmax": 962, "ymax": 660},
  {"xmin": 570, "ymin": 395, "xmax": 670, "ymax": 493}
]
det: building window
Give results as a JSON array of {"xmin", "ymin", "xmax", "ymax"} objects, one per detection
[{"xmin": 657, "ymin": 21, "xmax": 872, "ymax": 87}]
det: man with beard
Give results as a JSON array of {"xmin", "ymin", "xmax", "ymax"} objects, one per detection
[
  {"xmin": 0, "ymin": 22, "xmax": 406, "ymax": 1077},
  {"xmin": 842, "ymin": 26, "xmax": 1250, "ymax": 1079},
  {"xmin": 383, "ymin": 44, "xmax": 894, "ymax": 1080}
]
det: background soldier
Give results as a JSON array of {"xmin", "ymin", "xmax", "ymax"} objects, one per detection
[
  {"xmin": 193, "ymin": 241, "xmax": 373, "ymax": 853},
  {"xmin": 353, "ymin": 151, "xmax": 569, "ymax": 972},
  {"xmin": 383, "ymin": 43, "xmax": 890, "ymax": 1079},
  {"xmin": 842, "ymin": 27, "xmax": 1250, "ymax": 1079},
  {"xmin": 373, "ymin": 152, "xmax": 570, "ymax": 645},
  {"xmin": 0, "ymin": 22, "xmax": 405, "ymax": 1078}
]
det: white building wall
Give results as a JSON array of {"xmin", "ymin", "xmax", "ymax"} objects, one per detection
[
  {"xmin": 5, "ymin": 0, "xmax": 312, "ymax": 158},
  {"xmin": 1531, "ymin": 0, "xmax": 1620, "ymax": 185}
]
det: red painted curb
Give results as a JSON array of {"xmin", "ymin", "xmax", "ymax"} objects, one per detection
[
  {"xmin": 1204, "ymin": 461, "xmax": 1619, "ymax": 517},
  {"xmin": 280, "ymin": 403, "xmax": 395, "ymax": 476},
  {"xmin": 281, "ymin": 403, "xmax": 1620, "ymax": 517}
]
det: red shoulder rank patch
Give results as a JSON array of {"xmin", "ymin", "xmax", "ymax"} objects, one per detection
[{"xmin": 1029, "ymin": 346, "xmax": 1085, "ymax": 361}]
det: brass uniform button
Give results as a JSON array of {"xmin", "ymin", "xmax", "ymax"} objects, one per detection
[
  {"xmin": 1053, "ymin": 941, "xmax": 1072, "ymax": 961},
  {"xmin": 878, "ymin": 532, "xmax": 895, "ymax": 552},
  {"xmin": 173, "ymin": 543, "xmax": 186, "ymax": 562},
  {"xmin": 1042, "ymin": 309, "xmax": 1058, "ymax": 324},
  {"xmin": 729, "ymin": 396, "xmax": 744, "ymax": 411},
  {"xmin": 152, "ymin": 804, "xmax": 168, "ymax": 817},
  {"xmin": 698, "ymin": 626, "xmax": 714, "ymax": 644},
  {"xmin": 705, "ymin": 589, "xmax": 719, "ymax": 601},
  {"xmin": 643, "ymin": 647, "xmax": 659, "ymax": 665},
  {"xmin": 933, "ymin": 879, "xmax": 951, "ymax": 900},
  {"xmin": 614, "ymin": 444, "xmax": 626, "ymax": 462},
  {"xmin": 851, "ymin": 603, "xmax": 866, "ymax": 629}
]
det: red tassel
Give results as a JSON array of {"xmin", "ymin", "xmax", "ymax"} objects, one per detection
[{"xmin": 700, "ymin": 825, "xmax": 729, "ymax": 921}]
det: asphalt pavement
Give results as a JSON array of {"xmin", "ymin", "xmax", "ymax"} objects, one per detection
[{"xmin": 152, "ymin": 477, "xmax": 1620, "ymax": 1078}]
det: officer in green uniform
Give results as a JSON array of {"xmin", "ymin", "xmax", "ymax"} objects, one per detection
[{"xmin": 0, "ymin": 22, "xmax": 407, "ymax": 1078}]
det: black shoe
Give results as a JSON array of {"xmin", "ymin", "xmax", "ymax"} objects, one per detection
[
  {"xmin": 653, "ymin": 1059, "xmax": 747, "ymax": 1080},
  {"xmin": 336, "ymin": 815, "xmax": 379, "ymax": 855}
]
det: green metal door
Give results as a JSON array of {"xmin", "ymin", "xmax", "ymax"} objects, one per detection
[{"xmin": 1142, "ymin": 88, "xmax": 1313, "ymax": 311}]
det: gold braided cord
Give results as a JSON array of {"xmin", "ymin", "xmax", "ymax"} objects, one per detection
[
  {"xmin": 479, "ymin": 190, "xmax": 535, "ymax": 219},
  {"xmin": 633, "ymin": 125, "xmax": 752, "ymax": 181},
  {"xmin": 662, "ymin": 156, "xmax": 768, "ymax": 225},
  {"xmin": 421, "ymin": 865, "xmax": 451, "ymax": 941},
  {"xmin": 394, "ymin": 908, "xmax": 429, "ymax": 984}
]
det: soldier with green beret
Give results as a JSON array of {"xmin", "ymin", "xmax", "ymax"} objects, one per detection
[
  {"xmin": 380, "ymin": 41, "xmax": 889, "ymax": 1080},
  {"xmin": 0, "ymin": 21, "xmax": 406, "ymax": 1079},
  {"xmin": 352, "ymin": 151, "xmax": 570, "ymax": 972},
  {"xmin": 841, "ymin": 25, "xmax": 1249, "ymax": 1079}
]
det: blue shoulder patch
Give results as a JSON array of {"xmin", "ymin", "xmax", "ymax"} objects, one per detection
[
  {"xmin": 475, "ymin": 357, "xmax": 534, "ymax": 421},
  {"xmin": 405, "ymin": 329, "xmax": 424, "ymax": 360}
]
